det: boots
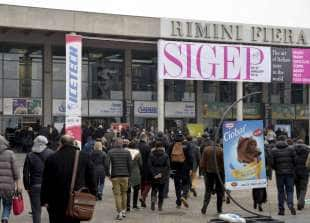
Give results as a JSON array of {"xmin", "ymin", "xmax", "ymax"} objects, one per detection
[
  {"xmin": 151, "ymin": 195, "xmax": 156, "ymax": 211},
  {"xmin": 158, "ymin": 201, "xmax": 163, "ymax": 211}
]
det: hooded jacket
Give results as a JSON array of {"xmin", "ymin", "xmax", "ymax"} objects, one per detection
[
  {"xmin": 271, "ymin": 141, "xmax": 297, "ymax": 175},
  {"xmin": 293, "ymin": 143, "xmax": 310, "ymax": 176},
  {"xmin": 0, "ymin": 135, "xmax": 20, "ymax": 197},
  {"xmin": 148, "ymin": 147, "xmax": 170, "ymax": 184}
]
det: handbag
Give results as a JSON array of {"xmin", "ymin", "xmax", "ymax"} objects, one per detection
[
  {"xmin": 66, "ymin": 150, "xmax": 96, "ymax": 221},
  {"xmin": 12, "ymin": 191, "xmax": 24, "ymax": 215}
]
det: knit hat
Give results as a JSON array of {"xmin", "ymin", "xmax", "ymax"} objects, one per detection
[{"xmin": 32, "ymin": 135, "xmax": 48, "ymax": 153}]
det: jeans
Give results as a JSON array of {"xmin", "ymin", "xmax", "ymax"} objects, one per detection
[
  {"xmin": 276, "ymin": 174, "xmax": 295, "ymax": 210},
  {"xmin": 29, "ymin": 185, "xmax": 42, "ymax": 223},
  {"xmin": 0, "ymin": 195, "xmax": 12, "ymax": 221},
  {"xmin": 111, "ymin": 177, "xmax": 129, "ymax": 213},
  {"xmin": 151, "ymin": 183, "xmax": 165, "ymax": 206},
  {"xmin": 97, "ymin": 175, "xmax": 105, "ymax": 199},
  {"xmin": 173, "ymin": 170, "xmax": 190, "ymax": 206},
  {"xmin": 127, "ymin": 184, "xmax": 140, "ymax": 208},
  {"xmin": 295, "ymin": 175, "xmax": 309, "ymax": 208},
  {"xmin": 202, "ymin": 172, "xmax": 224, "ymax": 212}
]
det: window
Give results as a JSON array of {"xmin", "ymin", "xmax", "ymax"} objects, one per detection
[
  {"xmin": 132, "ymin": 50, "xmax": 157, "ymax": 100},
  {"xmin": 244, "ymin": 83, "xmax": 262, "ymax": 103},
  {"xmin": 165, "ymin": 80, "xmax": 195, "ymax": 101},
  {"xmin": 291, "ymin": 84, "xmax": 303, "ymax": 104}
]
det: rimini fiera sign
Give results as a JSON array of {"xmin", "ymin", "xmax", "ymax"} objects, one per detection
[{"xmin": 161, "ymin": 19, "xmax": 309, "ymax": 47}]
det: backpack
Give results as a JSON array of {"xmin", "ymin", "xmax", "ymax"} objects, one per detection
[{"xmin": 171, "ymin": 142, "xmax": 185, "ymax": 163}]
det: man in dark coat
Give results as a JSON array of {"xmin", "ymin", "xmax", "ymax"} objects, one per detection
[
  {"xmin": 270, "ymin": 135, "xmax": 297, "ymax": 216},
  {"xmin": 41, "ymin": 135, "xmax": 97, "ymax": 223},
  {"xmin": 293, "ymin": 139, "xmax": 310, "ymax": 210}
]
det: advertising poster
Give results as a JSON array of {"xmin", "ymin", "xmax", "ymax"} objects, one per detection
[
  {"xmin": 165, "ymin": 102, "xmax": 195, "ymax": 118},
  {"xmin": 203, "ymin": 102, "xmax": 233, "ymax": 119},
  {"xmin": 27, "ymin": 99, "xmax": 42, "ymax": 115},
  {"xmin": 223, "ymin": 120, "xmax": 267, "ymax": 190},
  {"xmin": 292, "ymin": 48, "xmax": 310, "ymax": 84},
  {"xmin": 274, "ymin": 124, "xmax": 291, "ymax": 138},
  {"xmin": 158, "ymin": 40, "xmax": 271, "ymax": 82},
  {"xmin": 13, "ymin": 99, "xmax": 27, "ymax": 115},
  {"xmin": 271, "ymin": 47, "xmax": 291, "ymax": 82},
  {"xmin": 295, "ymin": 104, "xmax": 309, "ymax": 120},
  {"xmin": 186, "ymin": 124, "xmax": 204, "ymax": 137},
  {"xmin": 65, "ymin": 34, "xmax": 82, "ymax": 145},
  {"xmin": 271, "ymin": 104, "xmax": 295, "ymax": 120},
  {"xmin": 89, "ymin": 100, "xmax": 123, "ymax": 117},
  {"xmin": 134, "ymin": 101, "xmax": 158, "ymax": 118}
]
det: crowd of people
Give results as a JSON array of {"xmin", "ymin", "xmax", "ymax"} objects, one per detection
[{"xmin": 0, "ymin": 124, "xmax": 309, "ymax": 223}]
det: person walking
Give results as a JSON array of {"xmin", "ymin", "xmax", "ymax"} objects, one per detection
[
  {"xmin": 125, "ymin": 140, "xmax": 142, "ymax": 211},
  {"xmin": 107, "ymin": 138, "xmax": 131, "ymax": 220},
  {"xmin": 293, "ymin": 139, "xmax": 310, "ymax": 210},
  {"xmin": 41, "ymin": 135, "xmax": 97, "ymax": 223},
  {"xmin": 270, "ymin": 135, "xmax": 297, "ymax": 216},
  {"xmin": 186, "ymin": 135, "xmax": 200, "ymax": 197},
  {"xmin": 148, "ymin": 141, "xmax": 170, "ymax": 211},
  {"xmin": 90, "ymin": 141, "xmax": 108, "ymax": 201},
  {"xmin": 200, "ymin": 141, "xmax": 224, "ymax": 214},
  {"xmin": 23, "ymin": 135, "xmax": 54, "ymax": 223},
  {"xmin": 0, "ymin": 135, "xmax": 22, "ymax": 223},
  {"xmin": 137, "ymin": 134, "xmax": 151, "ymax": 208},
  {"xmin": 168, "ymin": 132, "xmax": 193, "ymax": 208}
]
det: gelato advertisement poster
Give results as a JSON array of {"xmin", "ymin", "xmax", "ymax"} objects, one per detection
[{"xmin": 223, "ymin": 120, "xmax": 267, "ymax": 190}]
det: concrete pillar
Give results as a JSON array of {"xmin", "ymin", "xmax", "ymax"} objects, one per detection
[
  {"xmin": 236, "ymin": 82, "xmax": 243, "ymax": 121},
  {"xmin": 196, "ymin": 81, "xmax": 204, "ymax": 124},
  {"xmin": 43, "ymin": 44, "xmax": 52, "ymax": 126},
  {"xmin": 124, "ymin": 49, "xmax": 133, "ymax": 126},
  {"xmin": 158, "ymin": 79, "xmax": 165, "ymax": 132}
]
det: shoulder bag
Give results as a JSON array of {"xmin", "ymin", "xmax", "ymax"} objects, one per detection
[{"xmin": 66, "ymin": 150, "xmax": 96, "ymax": 221}]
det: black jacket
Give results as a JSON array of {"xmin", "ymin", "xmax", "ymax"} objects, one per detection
[
  {"xmin": 90, "ymin": 150, "xmax": 108, "ymax": 178},
  {"xmin": 138, "ymin": 141, "xmax": 151, "ymax": 181},
  {"xmin": 293, "ymin": 143, "xmax": 310, "ymax": 176},
  {"xmin": 40, "ymin": 145, "xmax": 96, "ymax": 222},
  {"xmin": 23, "ymin": 148, "xmax": 54, "ymax": 190},
  {"xmin": 271, "ymin": 141, "xmax": 297, "ymax": 175},
  {"xmin": 148, "ymin": 148, "xmax": 170, "ymax": 184},
  {"xmin": 107, "ymin": 147, "xmax": 131, "ymax": 178},
  {"xmin": 168, "ymin": 142, "xmax": 194, "ymax": 174}
]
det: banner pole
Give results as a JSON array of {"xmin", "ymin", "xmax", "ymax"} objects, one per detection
[
  {"xmin": 158, "ymin": 79, "xmax": 165, "ymax": 132},
  {"xmin": 237, "ymin": 82, "xmax": 243, "ymax": 121}
]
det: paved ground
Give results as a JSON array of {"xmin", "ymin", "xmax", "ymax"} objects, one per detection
[{"xmin": 10, "ymin": 154, "xmax": 310, "ymax": 223}]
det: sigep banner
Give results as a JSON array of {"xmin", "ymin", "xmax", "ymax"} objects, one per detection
[
  {"xmin": 223, "ymin": 120, "xmax": 267, "ymax": 190},
  {"xmin": 65, "ymin": 34, "xmax": 82, "ymax": 145},
  {"xmin": 158, "ymin": 40, "xmax": 271, "ymax": 82}
]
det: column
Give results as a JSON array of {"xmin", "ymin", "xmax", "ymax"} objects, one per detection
[
  {"xmin": 158, "ymin": 79, "xmax": 165, "ymax": 132},
  {"xmin": 43, "ymin": 44, "xmax": 53, "ymax": 126},
  {"xmin": 196, "ymin": 81, "xmax": 204, "ymax": 123},
  {"xmin": 124, "ymin": 49, "xmax": 133, "ymax": 126},
  {"xmin": 236, "ymin": 82, "xmax": 243, "ymax": 121}
]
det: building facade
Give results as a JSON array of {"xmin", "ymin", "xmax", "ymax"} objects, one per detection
[{"xmin": 0, "ymin": 4, "xmax": 309, "ymax": 141}]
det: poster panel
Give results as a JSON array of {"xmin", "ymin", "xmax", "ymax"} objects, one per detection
[
  {"xmin": 271, "ymin": 104, "xmax": 295, "ymax": 120},
  {"xmin": 134, "ymin": 101, "xmax": 158, "ymax": 118},
  {"xmin": 223, "ymin": 120, "xmax": 267, "ymax": 190},
  {"xmin": 292, "ymin": 48, "xmax": 310, "ymax": 84},
  {"xmin": 271, "ymin": 47, "xmax": 291, "ymax": 82},
  {"xmin": 186, "ymin": 123, "xmax": 204, "ymax": 137},
  {"xmin": 165, "ymin": 102, "xmax": 195, "ymax": 118},
  {"xmin": 274, "ymin": 124, "xmax": 291, "ymax": 138},
  {"xmin": 65, "ymin": 34, "xmax": 82, "ymax": 144},
  {"xmin": 158, "ymin": 40, "xmax": 271, "ymax": 82},
  {"xmin": 295, "ymin": 104, "xmax": 309, "ymax": 120},
  {"xmin": 89, "ymin": 100, "xmax": 123, "ymax": 117}
]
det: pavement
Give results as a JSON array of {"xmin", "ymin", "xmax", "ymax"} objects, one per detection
[{"xmin": 10, "ymin": 154, "xmax": 310, "ymax": 223}]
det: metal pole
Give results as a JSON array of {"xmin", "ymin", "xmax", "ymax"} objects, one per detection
[
  {"xmin": 158, "ymin": 79, "xmax": 165, "ymax": 132},
  {"xmin": 237, "ymin": 81, "xmax": 243, "ymax": 121}
]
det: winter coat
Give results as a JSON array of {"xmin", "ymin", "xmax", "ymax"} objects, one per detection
[
  {"xmin": 270, "ymin": 141, "xmax": 297, "ymax": 175},
  {"xmin": 107, "ymin": 146, "xmax": 131, "ymax": 178},
  {"xmin": 0, "ymin": 142, "xmax": 20, "ymax": 198},
  {"xmin": 189, "ymin": 142, "xmax": 201, "ymax": 171},
  {"xmin": 23, "ymin": 147, "xmax": 54, "ymax": 190},
  {"xmin": 90, "ymin": 150, "xmax": 108, "ymax": 179},
  {"xmin": 138, "ymin": 141, "xmax": 151, "ymax": 181},
  {"xmin": 127, "ymin": 148, "xmax": 142, "ymax": 187},
  {"xmin": 41, "ymin": 145, "xmax": 97, "ymax": 223},
  {"xmin": 200, "ymin": 145, "xmax": 224, "ymax": 174},
  {"xmin": 293, "ymin": 143, "xmax": 310, "ymax": 176},
  {"xmin": 148, "ymin": 147, "xmax": 170, "ymax": 184}
]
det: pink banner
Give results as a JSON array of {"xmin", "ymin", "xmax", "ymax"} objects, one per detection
[
  {"xmin": 158, "ymin": 40, "xmax": 271, "ymax": 82},
  {"xmin": 65, "ymin": 34, "xmax": 82, "ymax": 146},
  {"xmin": 292, "ymin": 48, "xmax": 310, "ymax": 84}
]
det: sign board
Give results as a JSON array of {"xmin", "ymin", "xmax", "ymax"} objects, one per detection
[
  {"xmin": 223, "ymin": 120, "xmax": 267, "ymax": 190},
  {"xmin": 134, "ymin": 101, "xmax": 158, "ymax": 118},
  {"xmin": 53, "ymin": 99, "xmax": 88, "ymax": 116},
  {"xmin": 271, "ymin": 104, "xmax": 295, "ymax": 120},
  {"xmin": 158, "ymin": 40, "xmax": 271, "ymax": 82},
  {"xmin": 3, "ymin": 98, "xmax": 42, "ymax": 115},
  {"xmin": 203, "ymin": 102, "xmax": 232, "ymax": 119},
  {"xmin": 89, "ymin": 100, "xmax": 123, "ymax": 117},
  {"xmin": 271, "ymin": 47, "xmax": 292, "ymax": 82},
  {"xmin": 292, "ymin": 48, "xmax": 310, "ymax": 84},
  {"xmin": 295, "ymin": 104, "xmax": 310, "ymax": 120},
  {"xmin": 65, "ymin": 34, "xmax": 82, "ymax": 144},
  {"xmin": 165, "ymin": 102, "xmax": 195, "ymax": 118},
  {"xmin": 186, "ymin": 123, "xmax": 204, "ymax": 137}
]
